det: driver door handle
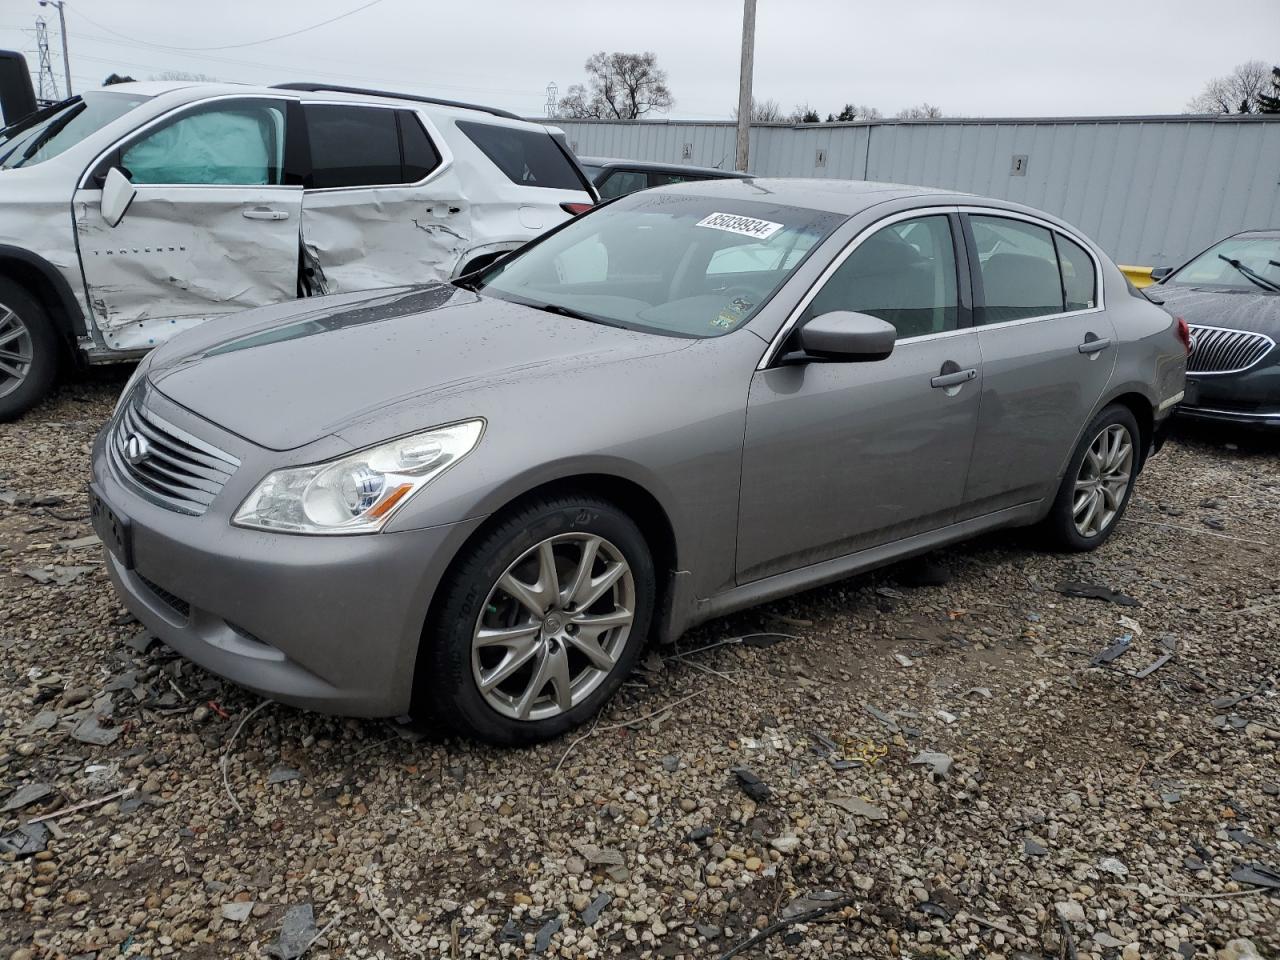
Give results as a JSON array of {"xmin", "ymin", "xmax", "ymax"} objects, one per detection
[
  {"xmin": 931, "ymin": 367, "xmax": 977, "ymax": 389},
  {"xmin": 242, "ymin": 206, "xmax": 290, "ymax": 221}
]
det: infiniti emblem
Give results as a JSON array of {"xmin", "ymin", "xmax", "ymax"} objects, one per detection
[{"xmin": 124, "ymin": 433, "xmax": 151, "ymax": 465}]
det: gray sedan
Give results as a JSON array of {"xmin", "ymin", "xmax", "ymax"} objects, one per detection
[{"xmin": 89, "ymin": 179, "xmax": 1188, "ymax": 744}]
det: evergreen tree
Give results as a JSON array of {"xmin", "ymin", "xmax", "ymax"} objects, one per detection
[{"xmin": 1257, "ymin": 66, "xmax": 1280, "ymax": 114}]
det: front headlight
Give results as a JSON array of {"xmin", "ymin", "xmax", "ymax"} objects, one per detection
[{"xmin": 232, "ymin": 419, "xmax": 484, "ymax": 535}]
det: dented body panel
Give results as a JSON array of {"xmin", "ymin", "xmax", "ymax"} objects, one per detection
[
  {"xmin": 0, "ymin": 81, "xmax": 594, "ymax": 365},
  {"xmin": 74, "ymin": 185, "xmax": 303, "ymax": 350},
  {"xmin": 301, "ymin": 185, "xmax": 471, "ymax": 294}
]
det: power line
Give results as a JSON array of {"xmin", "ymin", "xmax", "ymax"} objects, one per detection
[
  {"xmin": 59, "ymin": 32, "xmax": 539, "ymax": 99},
  {"xmin": 63, "ymin": 0, "xmax": 386, "ymax": 52}
]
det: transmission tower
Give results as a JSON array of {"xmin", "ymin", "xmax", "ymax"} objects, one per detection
[
  {"xmin": 544, "ymin": 82, "xmax": 558, "ymax": 118},
  {"xmin": 34, "ymin": 16, "xmax": 60, "ymax": 102}
]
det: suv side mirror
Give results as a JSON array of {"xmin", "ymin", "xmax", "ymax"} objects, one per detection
[
  {"xmin": 795, "ymin": 311, "xmax": 896, "ymax": 362},
  {"xmin": 1150, "ymin": 266, "xmax": 1173, "ymax": 281},
  {"xmin": 100, "ymin": 167, "xmax": 137, "ymax": 228}
]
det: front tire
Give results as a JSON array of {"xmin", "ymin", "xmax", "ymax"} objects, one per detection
[
  {"xmin": 418, "ymin": 495, "xmax": 655, "ymax": 745},
  {"xmin": 1043, "ymin": 404, "xmax": 1141, "ymax": 551},
  {"xmin": 0, "ymin": 279, "xmax": 58, "ymax": 422}
]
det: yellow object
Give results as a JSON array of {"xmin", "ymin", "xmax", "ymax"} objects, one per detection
[
  {"xmin": 847, "ymin": 738, "xmax": 888, "ymax": 765},
  {"xmin": 1120, "ymin": 265, "xmax": 1155, "ymax": 288}
]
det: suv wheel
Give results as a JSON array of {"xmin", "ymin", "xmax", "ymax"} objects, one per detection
[
  {"xmin": 419, "ymin": 495, "xmax": 655, "ymax": 744},
  {"xmin": 0, "ymin": 279, "xmax": 58, "ymax": 422},
  {"xmin": 1043, "ymin": 404, "xmax": 1141, "ymax": 551}
]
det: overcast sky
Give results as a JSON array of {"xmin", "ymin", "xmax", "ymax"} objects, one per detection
[{"xmin": 2, "ymin": 0, "xmax": 1276, "ymax": 119}]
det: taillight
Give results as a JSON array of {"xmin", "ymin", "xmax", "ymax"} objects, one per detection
[
  {"xmin": 1175, "ymin": 316, "xmax": 1191, "ymax": 354},
  {"xmin": 560, "ymin": 201, "xmax": 593, "ymax": 216}
]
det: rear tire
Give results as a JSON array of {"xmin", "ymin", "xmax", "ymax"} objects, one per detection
[
  {"xmin": 1042, "ymin": 404, "xmax": 1141, "ymax": 551},
  {"xmin": 0, "ymin": 278, "xmax": 59, "ymax": 422},
  {"xmin": 417, "ymin": 495, "xmax": 655, "ymax": 745}
]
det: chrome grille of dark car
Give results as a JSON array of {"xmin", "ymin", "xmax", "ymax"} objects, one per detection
[
  {"xmin": 1187, "ymin": 324, "xmax": 1274, "ymax": 375},
  {"xmin": 109, "ymin": 395, "xmax": 240, "ymax": 516}
]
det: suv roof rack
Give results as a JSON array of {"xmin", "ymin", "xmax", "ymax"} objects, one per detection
[{"xmin": 271, "ymin": 83, "xmax": 523, "ymax": 122}]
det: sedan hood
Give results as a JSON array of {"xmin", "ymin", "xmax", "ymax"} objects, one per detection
[
  {"xmin": 147, "ymin": 284, "xmax": 686, "ymax": 451},
  {"xmin": 1153, "ymin": 284, "xmax": 1280, "ymax": 337}
]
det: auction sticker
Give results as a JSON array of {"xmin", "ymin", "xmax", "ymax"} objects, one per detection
[{"xmin": 695, "ymin": 212, "xmax": 783, "ymax": 240}]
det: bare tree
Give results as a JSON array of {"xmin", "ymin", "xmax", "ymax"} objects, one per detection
[
  {"xmin": 895, "ymin": 102, "xmax": 943, "ymax": 120},
  {"xmin": 788, "ymin": 103, "xmax": 821, "ymax": 123},
  {"xmin": 730, "ymin": 96, "xmax": 784, "ymax": 122},
  {"xmin": 557, "ymin": 52, "xmax": 673, "ymax": 120},
  {"xmin": 1187, "ymin": 60, "xmax": 1272, "ymax": 113}
]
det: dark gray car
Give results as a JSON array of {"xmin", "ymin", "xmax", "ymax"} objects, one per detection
[
  {"xmin": 578, "ymin": 156, "xmax": 750, "ymax": 200},
  {"xmin": 1148, "ymin": 229, "xmax": 1280, "ymax": 428},
  {"xmin": 89, "ymin": 179, "xmax": 1187, "ymax": 744}
]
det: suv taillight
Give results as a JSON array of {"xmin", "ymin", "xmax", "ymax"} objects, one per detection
[
  {"xmin": 1175, "ymin": 316, "xmax": 1191, "ymax": 354},
  {"xmin": 560, "ymin": 201, "xmax": 593, "ymax": 216}
]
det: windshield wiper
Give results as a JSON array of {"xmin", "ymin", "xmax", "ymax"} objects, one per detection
[
  {"xmin": 1218, "ymin": 254, "xmax": 1280, "ymax": 293},
  {"xmin": 528, "ymin": 301, "xmax": 624, "ymax": 328}
]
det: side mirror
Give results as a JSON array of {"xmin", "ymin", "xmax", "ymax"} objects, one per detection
[
  {"xmin": 100, "ymin": 167, "xmax": 136, "ymax": 228},
  {"xmin": 1150, "ymin": 266, "xmax": 1173, "ymax": 282},
  {"xmin": 795, "ymin": 311, "xmax": 896, "ymax": 362}
]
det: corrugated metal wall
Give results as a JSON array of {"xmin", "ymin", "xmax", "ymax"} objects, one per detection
[{"xmin": 554, "ymin": 116, "xmax": 1280, "ymax": 267}]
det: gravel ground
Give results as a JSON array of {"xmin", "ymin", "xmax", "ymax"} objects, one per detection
[{"xmin": 1, "ymin": 371, "xmax": 1277, "ymax": 960}]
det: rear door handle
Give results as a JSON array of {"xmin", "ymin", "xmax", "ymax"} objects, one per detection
[
  {"xmin": 1078, "ymin": 336, "xmax": 1112, "ymax": 354},
  {"xmin": 242, "ymin": 207, "xmax": 290, "ymax": 221},
  {"xmin": 931, "ymin": 367, "xmax": 978, "ymax": 389}
]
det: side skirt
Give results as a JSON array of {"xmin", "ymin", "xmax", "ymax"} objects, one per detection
[{"xmin": 673, "ymin": 500, "xmax": 1043, "ymax": 637}]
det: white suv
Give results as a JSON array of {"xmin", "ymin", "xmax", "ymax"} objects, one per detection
[{"xmin": 0, "ymin": 81, "xmax": 596, "ymax": 418}]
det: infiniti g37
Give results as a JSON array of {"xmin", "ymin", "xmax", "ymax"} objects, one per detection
[{"xmin": 89, "ymin": 179, "xmax": 1188, "ymax": 744}]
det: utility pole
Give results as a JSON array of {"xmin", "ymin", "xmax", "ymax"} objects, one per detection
[
  {"xmin": 735, "ymin": 0, "xmax": 756, "ymax": 172},
  {"xmin": 38, "ymin": 0, "xmax": 71, "ymax": 97},
  {"xmin": 34, "ymin": 16, "xmax": 59, "ymax": 103}
]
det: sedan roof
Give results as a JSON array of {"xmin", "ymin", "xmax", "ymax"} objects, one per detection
[{"xmin": 646, "ymin": 177, "xmax": 970, "ymax": 215}]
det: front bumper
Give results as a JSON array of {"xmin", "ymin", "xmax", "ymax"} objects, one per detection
[
  {"xmin": 91, "ymin": 426, "xmax": 485, "ymax": 717},
  {"xmin": 1179, "ymin": 365, "xmax": 1280, "ymax": 428}
]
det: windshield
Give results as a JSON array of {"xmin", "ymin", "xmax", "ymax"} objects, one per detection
[
  {"xmin": 472, "ymin": 192, "xmax": 844, "ymax": 337},
  {"xmin": 0, "ymin": 91, "xmax": 149, "ymax": 170},
  {"xmin": 1168, "ymin": 235, "xmax": 1280, "ymax": 292}
]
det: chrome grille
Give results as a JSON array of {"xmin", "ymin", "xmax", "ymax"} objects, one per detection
[
  {"xmin": 1187, "ymin": 324, "xmax": 1274, "ymax": 375},
  {"xmin": 109, "ymin": 395, "xmax": 239, "ymax": 516}
]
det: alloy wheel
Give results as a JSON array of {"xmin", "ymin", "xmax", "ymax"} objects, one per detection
[
  {"xmin": 471, "ymin": 532, "xmax": 635, "ymax": 722},
  {"xmin": 1072, "ymin": 423, "xmax": 1133, "ymax": 538},
  {"xmin": 0, "ymin": 303, "xmax": 34, "ymax": 401}
]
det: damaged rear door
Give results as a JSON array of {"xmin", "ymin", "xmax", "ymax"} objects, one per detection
[
  {"xmin": 297, "ymin": 103, "xmax": 469, "ymax": 295},
  {"xmin": 74, "ymin": 96, "xmax": 301, "ymax": 351}
]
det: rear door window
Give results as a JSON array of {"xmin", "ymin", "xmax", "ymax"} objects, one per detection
[
  {"xmin": 970, "ymin": 215, "xmax": 1064, "ymax": 324},
  {"xmin": 303, "ymin": 104, "xmax": 402, "ymax": 188},
  {"xmin": 399, "ymin": 111, "xmax": 442, "ymax": 181},
  {"xmin": 456, "ymin": 120, "xmax": 585, "ymax": 190}
]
